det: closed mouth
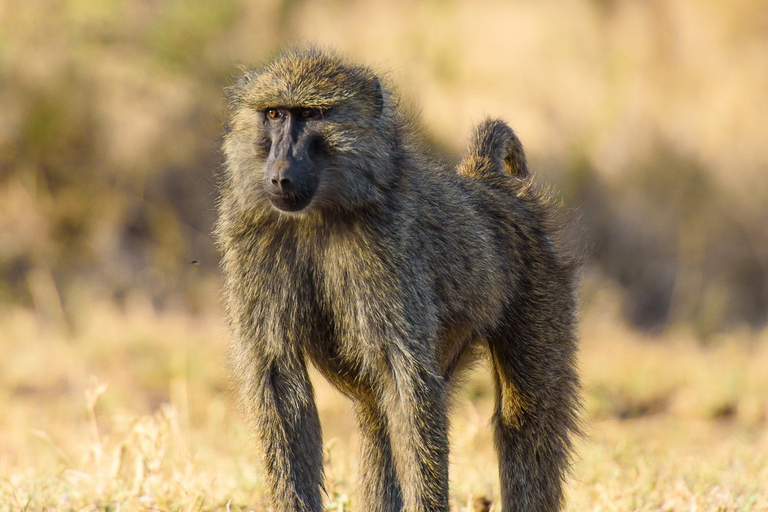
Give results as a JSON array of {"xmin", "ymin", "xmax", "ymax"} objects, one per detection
[{"xmin": 269, "ymin": 191, "xmax": 313, "ymax": 212}]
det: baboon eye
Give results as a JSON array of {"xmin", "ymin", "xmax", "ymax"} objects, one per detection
[
  {"xmin": 299, "ymin": 108, "xmax": 319, "ymax": 119},
  {"xmin": 266, "ymin": 108, "xmax": 283, "ymax": 119}
]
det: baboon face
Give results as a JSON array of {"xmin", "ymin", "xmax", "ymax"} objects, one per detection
[
  {"xmin": 226, "ymin": 48, "xmax": 393, "ymax": 215},
  {"xmin": 259, "ymin": 106, "xmax": 327, "ymax": 212}
]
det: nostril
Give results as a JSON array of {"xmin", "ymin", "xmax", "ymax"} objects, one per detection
[{"xmin": 269, "ymin": 175, "xmax": 292, "ymax": 192}]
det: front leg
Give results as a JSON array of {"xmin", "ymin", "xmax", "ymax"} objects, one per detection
[
  {"xmin": 381, "ymin": 350, "xmax": 450, "ymax": 512},
  {"xmin": 240, "ymin": 351, "xmax": 324, "ymax": 512}
]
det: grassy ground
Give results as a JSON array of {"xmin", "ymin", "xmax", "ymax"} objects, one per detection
[{"xmin": 1, "ymin": 287, "xmax": 766, "ymax": 511}]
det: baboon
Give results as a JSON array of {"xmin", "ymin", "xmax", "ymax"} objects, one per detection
[{"xmin": 216, "ymin": 46, "xmax": 581, "ymax": 512}]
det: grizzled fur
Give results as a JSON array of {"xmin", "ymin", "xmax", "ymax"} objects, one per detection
[{"xmin": 216, "ymin": 46, "xmax": 581, "ymax": 512}]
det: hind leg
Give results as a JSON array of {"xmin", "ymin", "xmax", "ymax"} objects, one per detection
[{"xmin": 487, "ymin": 307, "xmax": 581, "ymax": 512}]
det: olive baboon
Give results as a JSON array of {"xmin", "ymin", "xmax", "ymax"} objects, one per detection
[{"xmin": 216, "ymin": 47, "xmax": 581, "ymax": 512}]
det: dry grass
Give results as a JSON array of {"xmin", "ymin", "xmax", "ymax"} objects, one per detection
[{"xmin": 1, "ymin": 290, "xmax": 766, "ymax": 511}]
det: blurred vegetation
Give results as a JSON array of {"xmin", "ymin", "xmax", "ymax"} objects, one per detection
[{"xmin": 1, "ymin": 0, "xmax": 767, "ymax": 336}]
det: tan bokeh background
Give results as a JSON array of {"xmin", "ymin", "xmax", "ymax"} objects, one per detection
[{"xmin": 3, "ymin": 0, "xmax": 767, "ymax": 333}]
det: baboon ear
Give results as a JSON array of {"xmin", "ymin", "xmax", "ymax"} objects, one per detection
[
  {"xmin": 371, "ymin": 77, "xmax": 384, "ymax": 116},
  {"xmin": 238, "ymin": 72, "xmax": 253, "ymax": 87},
  {"xmin": 233, "ymin": 65, "xmax": 260, "ymax": 88}
]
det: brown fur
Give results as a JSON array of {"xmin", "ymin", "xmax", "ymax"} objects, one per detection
[{"xmin": 216, "ymin": 46, "xmax": 581, "ymax": 512}]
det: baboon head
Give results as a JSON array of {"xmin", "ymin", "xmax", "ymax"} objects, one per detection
[{"xmin": 224, "ymin": 47, "xmax": 393, "ymax": 214}]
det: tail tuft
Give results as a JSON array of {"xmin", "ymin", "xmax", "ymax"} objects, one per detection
[{"xmin": 457, "ymin": 118, "xmax": 529, "ymax": 179}]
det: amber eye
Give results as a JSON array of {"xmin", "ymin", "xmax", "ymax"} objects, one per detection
[
  {"xmin": 300, "ymin": 108, "xmax": 317, "ymax": 119},
  {"xmin": 266, "ymin": 108, "xmax": 282, "ymax": 119}
]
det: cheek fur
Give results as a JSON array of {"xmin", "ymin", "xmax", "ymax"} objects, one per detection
[{"xmin": 256, "ymin": 133, "xmax": 272, "ymax": 159}]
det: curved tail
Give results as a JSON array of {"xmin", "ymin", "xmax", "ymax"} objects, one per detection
[{"xmin": 456, "ymin": 118, "xmax": 529, "ymax": 179}]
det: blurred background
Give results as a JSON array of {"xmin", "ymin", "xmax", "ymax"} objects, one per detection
[
  {"xmin": 1, "ymin": 0, "xmax": 767, "ymax": 508},
  {"xmin": 2, "ymin": 0, "xmax": 766, "ymax": 335}
]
